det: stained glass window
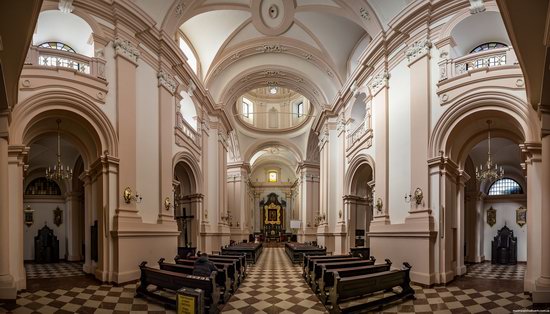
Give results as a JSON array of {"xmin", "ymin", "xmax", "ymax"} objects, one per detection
[
  {"xmin": 38, "ymin": 42, "xmax": 76, "ymax": 53},
  {"xmin": 488, "ymin": 178, "xmax": 523, "ymax": 195}
]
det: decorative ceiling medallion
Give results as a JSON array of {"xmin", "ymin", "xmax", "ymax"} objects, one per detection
[{"xmin": 251, "ymin": 0, "xmax": 295, "ymax": 36}]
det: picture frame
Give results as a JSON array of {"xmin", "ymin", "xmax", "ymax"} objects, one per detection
[
  {"xmin": 24, "ymin": 205, "xmax": 34, "ymax": 227},
  {"xmin": 53, "ymin": 206, "xmax": 63, "ymax": 227},
  {"xmin": 487, "ymin": 206, "xmax": 496, "ymax": 227},
  {"xmin": 516, "ymin": 207, "xmax": 527, "ymax": 227}
]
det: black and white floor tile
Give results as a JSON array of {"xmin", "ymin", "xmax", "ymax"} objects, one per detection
[
  {"xmin": 25, "ymin": 262, "xmax": 85, "ymax": 279},
  {"xmin": 1, "ymin": 249, "xmax": 548, "ymax": 313},
  {"xmin": 221, "ymin": 247, "xmax": 327, "ymax": 314},
  {"xmin": 465, "ymin": 262, "xmax": 526, "ymax": 281}
]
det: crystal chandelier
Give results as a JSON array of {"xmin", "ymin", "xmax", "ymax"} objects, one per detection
[
  {"xmin": 475, "ymin": 120, "xmax": 503, "ymax": 182},
  {"xmin": 45, "ymin": 120, "xmax": 73, "ymax": 181}
]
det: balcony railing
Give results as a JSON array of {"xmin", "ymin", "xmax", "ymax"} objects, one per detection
[
  {"xmin": 180, "ymin": 118, "xmax": 198, "ymax": 143},
  {"xmin": 176, "ymin": 115, "xmax": 201, "ymax": 150},
  {"xmin": 346, "ymin": 119, "xmax": 372, "ymax": 149},
  {"xmin": 25, "ymin": 46, "xmax": 106, "ymax": 80},
  {"xmin": 439, "ymin": 47, "xmax": 518, "ymax": 81}
]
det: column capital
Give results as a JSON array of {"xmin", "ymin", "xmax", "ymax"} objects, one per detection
[
  {"xmin": 368, "ymin": 70, "xmax": 390, "ymax": 96},
  {"xmin": 157, "ymin": 70, "xmax": 178, "ymax": 94},
  {"xmin": 406, "ymin": 38, "xmax": 432, "ymax": 66},
  {"xmin": 113, "ymin": 37, "xmax": 140, "ymax": 64}
]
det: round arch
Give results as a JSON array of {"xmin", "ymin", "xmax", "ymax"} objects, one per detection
[
  {"xmin": 243, "ymin": 139, "xmax": 304, "ymax": 164},
  {"xmin": 10, "ymin": 90, "xmax": 118, "ymax": 160},
  {"xmin": 172, "ymin": 151, "xmax": 203, "ymax": 195},
  {"xmin": 430, "ymin": 91, "xmax": 538, "ymax": 167},
  {"xmin": 345, "ymin": 153, "xmax": 375, "ymax": 195}
]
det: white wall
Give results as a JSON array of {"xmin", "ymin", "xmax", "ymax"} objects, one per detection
[
  {"xmin": 136, "ymin": 60, "xmax": 160, "ymax": 223},
  {"xmin": 23, "ymin": 199, "xmax": 67, "ymax": 260},
  {"xmin": 388, "ymin": 61, "xmax": 411, "ymax": 223},
  {"xmin": 483, "ymin": 198, "xmax": 527, "ymax": 262}
]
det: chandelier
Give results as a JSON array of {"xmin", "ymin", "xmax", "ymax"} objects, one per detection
[
  {"xmin": 45, "ymin": 119, "xmax": 73, "ymax": 181},
  {"xmin": 475, "ymin": 120, "xmax": 503, "ymax": 182}
]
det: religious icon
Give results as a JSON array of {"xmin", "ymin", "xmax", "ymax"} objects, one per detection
[
  {"xmin": 516, "ymin": 207, "xmax": 527, "ymax": 227},
  {"xmin": 487, "ymin": 206, "xmax": 496, "ymax": 227},
  {"xmin": 24, "ymin": 205, "xmax": 34, "ymax": 227},
  {"xmin": 53, "ymin": 206, "xmax": 63, "ymax": 227}
]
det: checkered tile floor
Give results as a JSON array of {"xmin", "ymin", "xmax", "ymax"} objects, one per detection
[
  {"xmin": 465, "ymin": 262, "xmax": 526, "ymax": 281},
  {"xmin": 25, "ymin": 262, "xmax": 85, "ymax": 279},
  {"xmin": 1, "ymin": 249, "xmax": 548, "ymax": 313},
  {"xmin": 221, "ymin": 247, "xmax": 327, "ymax": 313}
]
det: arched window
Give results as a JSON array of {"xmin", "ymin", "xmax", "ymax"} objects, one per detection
[
  {"xmin": 488, "ymin": 178, "xmax": 523, "ymax": 196},
  {"xmin": 25, "ymin": 177, "xmax": 62, "ymax": 196},
  {"xmin": 296, "ymin": 101, "xmax": 304, "ymax": 118},
  {"xmin": 470, "ymin": 42, "xmax": 508, "ymax": 53},
  {"xmin": 38, "ymin": 41, "xmax": 76, "ymax": 53}
]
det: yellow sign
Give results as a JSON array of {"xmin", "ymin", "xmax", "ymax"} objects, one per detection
[{"xmin": 177, "ymin": 294, "xmax": 196, "ymax": 314}]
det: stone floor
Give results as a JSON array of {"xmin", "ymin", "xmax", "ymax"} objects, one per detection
[
  {"xmin": 465, "ymin": 261, "xmax": 526, "ymax": 281},
  {"xmin": 1, "ymin": 249, "xmax": 549, "ymax": 313},
  {"xmin": 25, "ymin": 262, "xmax": 85, "ymax": 279}
]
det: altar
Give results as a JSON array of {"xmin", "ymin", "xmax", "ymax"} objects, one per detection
[{"xmin": 261, "ymin": 193, "xmax": 285, "ymax": 242}]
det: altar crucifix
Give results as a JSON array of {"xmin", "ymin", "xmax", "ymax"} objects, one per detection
[{"xmin": 176, "ymin": 207, "xmax": 194, "ymax": 247}]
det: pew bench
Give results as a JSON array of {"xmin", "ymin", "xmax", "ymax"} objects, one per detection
[
  {"xmin": 328, "ymin": 263, "xmax": 415, "ymax": 314},
  {"xmin": 318, "ymin": 259, "xmax": 392, "ymax": 304},
  {"xmin": 310, "ymin": 257, "xmax": 374, "ymax": 289},
  {"xmin": 136, "ymin": 262, "xmax": 221, "ymax": 314},
  {"xmin": 302, "ymin": 254, "xmax": 354, "ymax": 279},
  {"xmin": 159, "ymin": 258, "xmax": 232, "ymax": 303}
]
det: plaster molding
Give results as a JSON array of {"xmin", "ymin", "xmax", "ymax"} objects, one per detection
[
  {"xmin": 157, "ymin": 70, "xmax": 178, "ymax": 94},
  {"xmin": 58, "ymin": 0, "xmax": 74, "ymax": 13},
  {"xmin": 113, "ymin": 38, "xmax": 140, "ymax": 63},
  {"xmin": 369, "ymin": 71, "xmax": 390, "ymax": 95},
  {"xmin": 468, "ymin": 0, "xmax": 486, "ymax": 14},
  {"xmin": 406, "ymin": 38, "xmax": 432, "ymax": 64}
]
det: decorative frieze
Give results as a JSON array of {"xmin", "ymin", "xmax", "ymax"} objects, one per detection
[
  {"xmin": 469, "ymin": 0, "xmax": 486, "ymax": 14},
  {"xmin": 157, "ymin": 70, "xmax": 178, "ymax": 94},
  {"xmin": 218, "ymin": 130, "xmax": 229, "ymax": 149},
  {"xmin": 256, "ymin": 43, "xmax": 287, "ymax": 53},
  {"xmin": 113, "ymin": 38, "xmax": 140, "ymax": 63},
  {"xmin": 58, "ymin": 0, "xmax": 74, "ymax": 13},
  {"xmin": 175, "ymin": 1, "xmax": 186, "ymax": 16},
  {"xmin": 359, "ymin": 7, "xmax": 370, "ymax": 21},
  {"xmin": 318, "ymin": 123, "xmax": 329, "ymax": 149},
  {"xmin": 405, "ymin": 38, "xmax": 432, "ymax": 64},
  {"xmin": 336, "ymin": 112, "xmax": 346, "ymax": 135}
]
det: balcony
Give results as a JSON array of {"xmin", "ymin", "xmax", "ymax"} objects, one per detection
[
  {"xmin": 25, "ymin": 46, "xmax": 106, "ymax": 80},
  {"xmin": 439, "ymin": 47, "xmax": 518, "ymax": 81},
  {"xmin": 175, "ymin": 115, "xmax": 201, "ymax": 153},
  {"xmin": 346, "ymin": 119, "xmax": 373, "ymax": 154}
]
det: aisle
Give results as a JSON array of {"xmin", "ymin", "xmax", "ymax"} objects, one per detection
[{"xmin": 221, "ymin": 247, "xmax": 327, "ymax": 313}]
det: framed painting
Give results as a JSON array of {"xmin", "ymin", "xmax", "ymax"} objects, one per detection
[
  {"xmin": 516, "ymin": 207, "xmax": 527, "ymax": 227},
  {"xmin": 487, "ymin": 206, "xmax": 496, "ymax": 227}
]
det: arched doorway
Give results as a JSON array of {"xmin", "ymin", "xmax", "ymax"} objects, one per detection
[
  {"xmin": 173, "ymin": 159, "xmax": 200, "ymax": 249},
  {"xmin": 9, "ymin": 92, "xmax": 118, "ymax": 288},
  {"xmin": 431, "ymin": 98, "xmax": 538, "ymax": 287},
  {"xmin": 345, "ymin": 157, "xmax": 374, "ymax": 253}
]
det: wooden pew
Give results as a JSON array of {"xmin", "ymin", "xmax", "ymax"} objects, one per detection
[
  {"xmin": 159, "ymin": 258, "xmax": 232, "ymax": 303},
  {"xmin": 328, "ymin": 263, "xmax": 415, "ymax": 314},
  {"xmin": 172, "ymin": 257, "xmax": 238, "ymax": 293},
  {"xmin": 318, "ymin": 259, "xmax": 392, "ymax": 304},
  {"xmin": 136, "ymin": 262, "xmax": 220, "ymax": 314},
  {"xmin": 302, "ymin": 255, "xmax": 354, "ymax": 279},
  {"xmin": 181, "ymin": 253, "xmax": 246, "ymax": 282},
  {"xmin": 310, "ymin": 257, "xmax": 373, "ymax": 289},
  {"xmin": 285, "ymin": 242, "xmax": 327, "ymax": 263}
]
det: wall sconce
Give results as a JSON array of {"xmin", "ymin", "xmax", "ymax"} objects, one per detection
[
  {"xmin": 123, "ymin": 187, "xmax": 142, "ymax": 204},
  {"xmin": 164, "ymin": 197, "xmax": 172, "ymax": 211},
  {"xmin": 375, "ymin": 198, "xmax": 383, "ymax": 213},
  {"xmin": 405, "ymin": 188, "xmax": 423, "ymax": 206}
]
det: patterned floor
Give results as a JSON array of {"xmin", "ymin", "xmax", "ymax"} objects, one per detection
[
  {"xmin": 1, "ymin": 249, "xmax": 549, "ymax": 313},
  {"xmin": 221, "ymin": 247, "xmax": 327, "ymax": 314},
  {"xmin": 465, "ymin": 262, "xmax": 526, "ymax": 281},
  {"xmin": 25, "ymin": 262, "xmax": 85, "ymax": 279}
]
